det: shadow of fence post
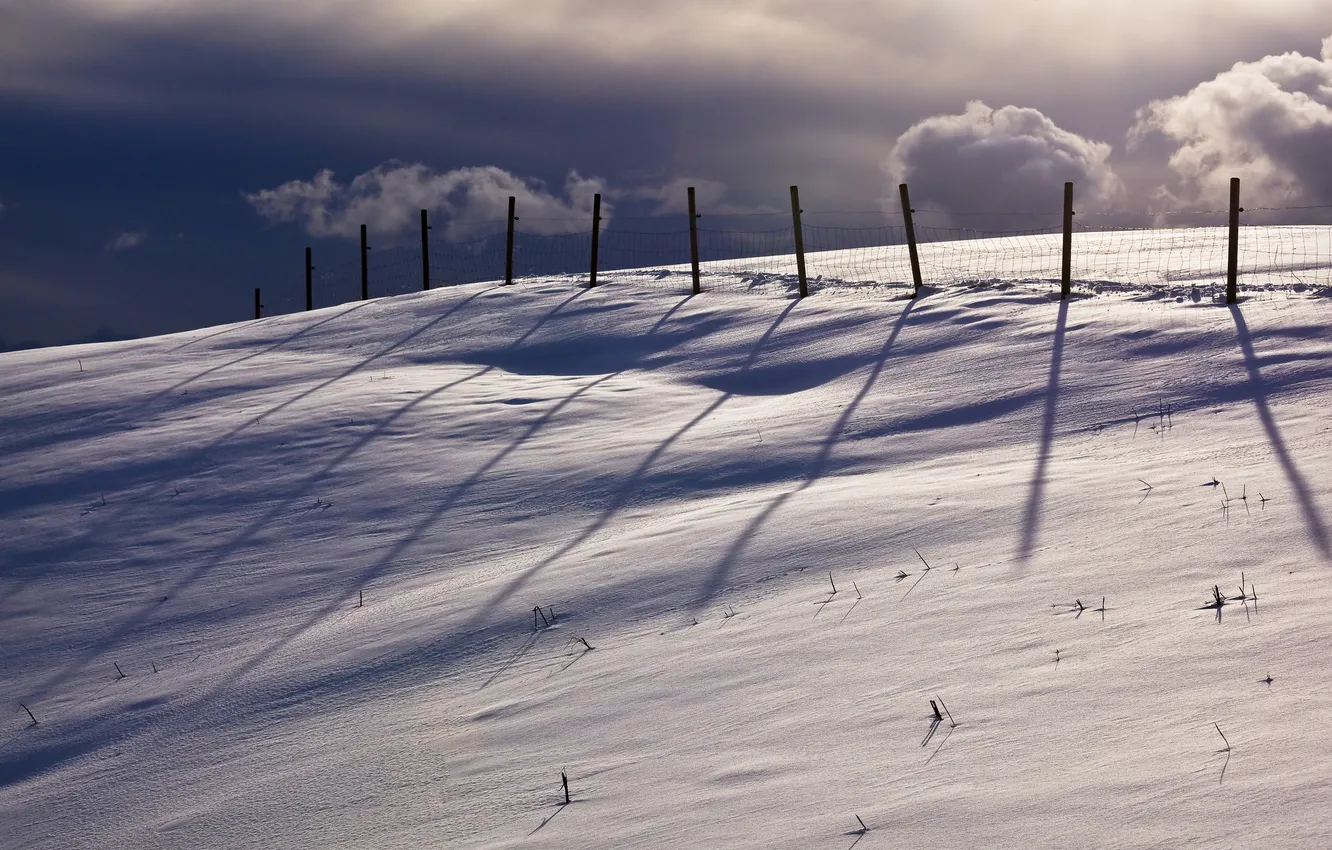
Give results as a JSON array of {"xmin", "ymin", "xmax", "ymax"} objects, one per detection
[{"xmin": 1016, "ymin": 298, "xmax": 1069, "ymax": 564}]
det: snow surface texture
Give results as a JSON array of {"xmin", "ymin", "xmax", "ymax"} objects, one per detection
[{"xmin": 3, "ymin": 250, "xmax": 1332, "ymax": 848}]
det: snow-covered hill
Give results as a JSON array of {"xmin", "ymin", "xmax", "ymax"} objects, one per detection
[{"xmin": 3, "ymin": 259, "xmax": 1332, "ymax": 848}]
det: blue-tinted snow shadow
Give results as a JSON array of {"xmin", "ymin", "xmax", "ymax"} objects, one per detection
[
  {"xmin": 0, "ymin": 676, "xmax": 189, "ymax": 790},
  {"xmin": 454, "ymin": 297, "xmax": 885, "ymax": 388},
  {"xmin": 0, "ymin": 731, "xmax": 104, "ymax": 790},
  {"xmin": 0, "ymin": 289, "xmax": 488, "ymax": 519},
  {"xmin": 13, "ymin": 287, "xmax": 514, "ymax": 701},
  {"xmin": 1229, "ymin": 305, "xmax": 1330, "ymax": 560},
  {"xmin": 459, "ymin": 297, "xmax": 808, "ymax": 626},
  {"xmin": 0, "ymin": 302, "xmax": 375, "ymax": 461},
  {"xmin": 452, "ymin": 315, "xmax": 727, "ymax": 376},
  {"xmin": 851, "ymin": 390, "xmax": 1045, "ymax": 439},
  {"xmin": 693, "ymin": 294, "xmax": 921, "ymax": 606},
  {"xmin": 172, "ymin": 295, "xmax": 806, "ymax": 721},
  {"xmin": 1014, "ymin": 298, "xmax": 1069, "ymax": 567},
  {"xmin": 187, "ymin": 291, "xmax": 715, "ymax": 701},
  {"xmin": 0, "ymin": 288, "xmax": 498, "ymax": 622}
]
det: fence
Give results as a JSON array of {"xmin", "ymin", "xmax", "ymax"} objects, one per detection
[{"xmin": 256, "ymin": 179, "xmax": 1332, "ymax": 317}]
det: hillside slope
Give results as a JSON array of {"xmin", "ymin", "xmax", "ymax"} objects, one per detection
[{"xmin": 3, "ymin": 272, "xmax": 1332, "ymax": 849}]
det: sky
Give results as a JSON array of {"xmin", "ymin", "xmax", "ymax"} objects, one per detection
[{"xmin": 3, "ymin": 0, "xmax": 1332, "ymax": 348}]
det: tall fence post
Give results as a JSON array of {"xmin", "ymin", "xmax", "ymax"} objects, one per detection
[
  {"xmin": 898, "ymin": 183, "xmax": 923, "ymax": 298},
  {"xmin": 305, "ymin": 247, "xmax": 313, "ymax": 311},
  {"xmin": 420, "ymin": 209, "xmax": 431, "ymax": 291},
  {"xmin": 1227, "ymin": 177, "xmax": 1241, "ymax": 305},
  {"xmin": 360, "ymin": 224, "xmax": 370, "ymax": 300},
  {"xmin": 505, "ymin": 196, "xmax": 516, "ymax": 286},
  {"xmin": 790, "ymin": 185, "xmax": 808, "ymax": 298},
  {"xmin": 254, "ymin": 287, "xmax": 262, "ymax": 320},
  {"xmin": 589, "ymin": 192, "xmax": 602, "ymax": 288},
  {"xmin": 687, "ymin": 186, "xmax": 701, "ymax": 294},
  {"xmin": 1061, "ymin": 181, "xmax": 1074, "ymax": 300}
]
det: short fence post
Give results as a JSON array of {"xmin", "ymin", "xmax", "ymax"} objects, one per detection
[
  {"xmin": 254, "ymin": 287, "xmax": 262, "ymax": 320},
  {"xmin": 790, "ymin": 185, "xmax": 808, "ymax": 298},
  {"xmin": 305, "ymin": 247, "xmax": 313, "ymax": 311},
  {"xmin": 420, "ymin": 209, "xmax": 431, "ymax": 291},
  {"xmin": 505, "ymin": 196, "xmax": 516, "ymax": 285},
  {"xmin": 688, "ymin": 186, "xmax": 701, "ymax": 294},
  {"xmin": 1227, "ymin": 177, "xmax": 1241, "ymax": 304},
  {"xmin": 1061, "ymin": 181, "xmax": 1074, "ymax": 300},
  {"xmin": 589, "ymin": 192, "xmax": 602, "ymax": 288},
  {"xmin": 898, "ymin": 183, "xmax": 923, "ymax": 298},
  {"xmin": 360, "ymin": 223, "xmax": 369, "ymax": 300}
]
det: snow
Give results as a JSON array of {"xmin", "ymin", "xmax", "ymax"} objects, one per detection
[{"xmin": 3, "ymin": 238, "xmax": 1332, "ymax": 848}]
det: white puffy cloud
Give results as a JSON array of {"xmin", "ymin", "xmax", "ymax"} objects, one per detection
[
  {"xmin": 1129, "ymin": 36, "xmax": 1332, "ymax": 208},
  {"xmin": 106, "ymin": 231, "xmax": 145, "ymax": 251},
  {"xmin": 883, "ymin": 101, "xmax": 1124, "ymax": 222},
  {"xmin": 246, "ymin": 163, "xmax": 610, "ymax": 241}
]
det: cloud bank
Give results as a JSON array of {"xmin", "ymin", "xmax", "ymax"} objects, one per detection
[
  {"xmin": 1130, "ymin": 36, "xmax": 1332, "ymax": 208},
  {"xmin": 884, "ymin": 101, "xmax": 1123, "ymax": 222},
  {"xmin": 246, "ymin": 164, "xmax": 609, "ymax": 241}
]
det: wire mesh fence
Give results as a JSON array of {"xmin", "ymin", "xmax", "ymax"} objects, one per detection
[{"xmin": 260, "ymin": 200, "xmax": 1332, "ymax": 317}]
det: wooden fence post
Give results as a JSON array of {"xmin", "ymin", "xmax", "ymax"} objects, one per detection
[
  {"xmin": 505, "ymin": 196, "xmax": 516, "ymax": 285},
  {"xmin": 898, "ymin": 183, "xmax": 923, "ymax": 298},
  {"xmin": 360, "ymin": 224, "xmax": 370, "ymax": 300},
  {"xmin": 790, "ymin": 185, "xmax": 808, "ymax": 298},
  {"xmin": 688, "ymin": 186, "xmax": 701, "ymax": 294},
  {"xmin": 420, "ymin": 209, "xmax": 431, "ymax": 291},
  {"xmin": 589, "ymin": 192, "xmax": 602, "ymax": 288},
  {"xmin": 305, "ymin": 247, "xmax": 313, "ymax": 311},
  {"xmin": 1227, "ymin": 177, "xmax": 1241, "ymax": 304},
  {"xmin": 254, "ymin": 287, "xmax": 262, "ymax": 320},
  {"xmin": 1061, "ymin": 181, "xmax": 1074, "ymax": 300}
]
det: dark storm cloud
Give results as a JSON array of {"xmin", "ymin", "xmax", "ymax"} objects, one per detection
[
  {"xmin": 7, "ymin": 0, "xmax": 1326, "ymax": 210},
  {"xmin": 4, "ymin": 0, "xmax": 1332, "ymax": 348}
]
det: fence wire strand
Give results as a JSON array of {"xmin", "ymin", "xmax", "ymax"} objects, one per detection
[{"xmin": 263, "ymin": 211, "xmax": 1332, "ymax": 316}]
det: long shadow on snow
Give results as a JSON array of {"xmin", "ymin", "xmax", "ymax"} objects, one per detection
[
  {"xmin": 18, "ymin": 287, "xmax": 531, "ymax": 702},
  {"xmin": 208, "ymin": 296, "xmax": 803, "ymax": 709},
  {"xmin": 464, "ymin": 297, "xmax": 805, "ymax": 626},
  {"xmin": 17, "ymin": 367, "xmax": 491, "ymax": 702},
  {"xmin": 0, "ymin": 291, "xmax": 491, "ymax": 617},
  {"xmin": 0, "ymin": 291, "xmax": 486, "ymax": 516},
  {"xmin": 0, "ymin": 286, "xmax": 493, "ymax": 620},
  {"xmin": 694, "ymin": 295, "xmax": 920, "ymax": 606},
  {"xmin": 850, "ymin": 389, "xmax": 1046, "ymax": 439},
  {"xmin": 192, "ymin": 292, "xmax": 710, "ymax": 701},
  {"xmin": 95, "ymin": 297, "xmax": 894, "ymax": 739},
  {"xmin": 1229, "ymin": 305, "xmax": 1331, "ymax": 560},
  {"xmin": 1014, "ymin": 299, "xmax": 1069, "ymax": 567},
  {"xmin": 141, "ymin": 303, "xmax": 377, "ymax": 416},
  {"xmin": 455, "ymin": 314, "xmax": 726, "ymax": 376},
  {"xmin": 699, "ymin": 312, "xmax": 887, "ymax": 397},
  {"xmin": 0, "ymin": 728, "xmax": 107, "ymax": 790},
  {"xmin": 167, "ymin": 320, "xmax": 253, "ymax": 352},
  {"xmin": 0, "ymin": 302, "xmax": 373, "ymax": 453}
]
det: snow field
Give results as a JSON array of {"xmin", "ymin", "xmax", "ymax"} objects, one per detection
[{"xmin": 3, "ymin": 266, "xmax": 1332, "ymax": 848}]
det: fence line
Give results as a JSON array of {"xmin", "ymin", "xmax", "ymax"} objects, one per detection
[{"xmin": 257, "ymin": 181, "xmax": 1332, "ymax": 316}]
